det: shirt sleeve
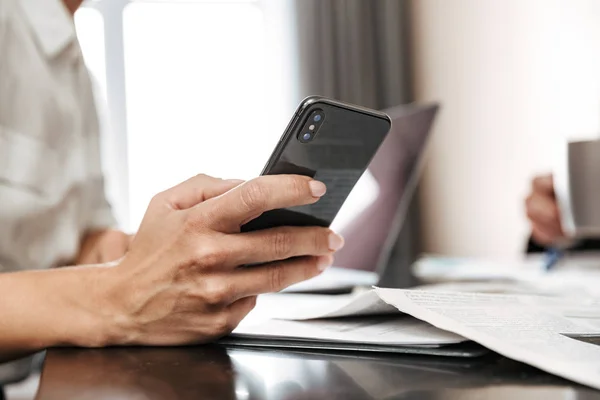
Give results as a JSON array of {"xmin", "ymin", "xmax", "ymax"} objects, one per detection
[
  {"xmin": 0, "ymin": 0, "xmax": 7, "ymax": 51},
  {"xmin": 526, "ymin": 236, "xmax": 600, "ymax": 254}
]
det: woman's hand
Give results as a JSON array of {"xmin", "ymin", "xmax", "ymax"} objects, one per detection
[
  {"xmin": 525, "ymin": 174, "xmax": 565, "ymax": 246},
  {"xmin": 0, "ymin": 174, "xmax": 344, "ymax": 359},
  {"xmin": 98, "ymin": 174, "xmax": 343, "ymax": 346}
]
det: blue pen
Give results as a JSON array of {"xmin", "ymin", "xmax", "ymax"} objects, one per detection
[{"xmin": 544, "ymin": 247, "xmax": 563, "ymax": 271}]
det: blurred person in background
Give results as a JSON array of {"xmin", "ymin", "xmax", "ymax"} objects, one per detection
[
  {"xmin": 525, "ymin": 174, "xmax": 600, "ymax": 252},
  {"xmin": 0, "ymin": 0, "xmax": 343, "ymax": 363}
]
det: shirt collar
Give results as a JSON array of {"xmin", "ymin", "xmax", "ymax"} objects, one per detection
[{"xmin": 19, "ymin": 0, "xmax": 77, "ymax": 59}]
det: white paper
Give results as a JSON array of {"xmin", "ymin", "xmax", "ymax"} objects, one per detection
[
  {"xmin": 233, "ymin": 291, "xmax": 464, "ymax": 347},
  {"xmin": 232, "ymin": 315, "xmax": 465, "ymax": 346},
  {"xmin": 414, "ymin": 281, "xmax": 554, "ymax": 296},
  {"xmin": 413, "ymin": 254, "xmax": 600, "ymax": 298},
  {"xmin": 270, "ymin": 289, "xmax": 399, "ymax": 321},
  {"xmin": 245, "ymin": 293, "xmax": 347, "ymax": 322},
  {"xmin": 374, "ymin": 288, "xmax": 600, "ymax": 390},
  {"xmin": 412, "ymin": 255, "xmax": 546, "ymax": 283},
  {"xmin": 283, "ymin": 266, "xmax": 379, "ymax": 293}
]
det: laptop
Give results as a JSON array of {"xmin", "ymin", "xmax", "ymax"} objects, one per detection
[{"xmin": 284, "ymin": 103, "xmax": 440, "ymax": 293}]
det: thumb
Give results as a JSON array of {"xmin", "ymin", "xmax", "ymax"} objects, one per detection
[{"xmin": 532, "ymin": 174, "xmax": 555, "ymax": 196}]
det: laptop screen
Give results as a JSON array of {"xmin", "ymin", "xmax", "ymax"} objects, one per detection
[{"xmin": 331, "ymin": 104, "xmax": 439, "ymax": 274}]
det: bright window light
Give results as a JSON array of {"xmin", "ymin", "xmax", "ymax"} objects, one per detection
[
  {"xmin": 74, "ymin": 0, "xmax": 373, "ymax": 232},
  {"xmin": 123, "ymin": 2, "xmax": 283, "ymax": 227},
  {"xmin": 74, "ymin": 8, "xmax": 107, "ymax": 100}
]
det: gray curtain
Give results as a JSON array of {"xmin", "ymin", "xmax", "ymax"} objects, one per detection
[
  {"xmin": 293, "ymin": 0, "xmax": 418, "ymax": 287},
  {"xmin": 294, "ymin": 0, "xmax": 411, "ymax": 109}
]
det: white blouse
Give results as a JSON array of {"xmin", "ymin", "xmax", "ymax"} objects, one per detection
[{"xmin": 0, "ymin": 0, "xmax": 115, "ymax": 271}]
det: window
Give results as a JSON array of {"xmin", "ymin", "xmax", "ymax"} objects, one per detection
[
  {"xmin": 75, "ymin": 8, "xmax": 107, "ymax": 98},
  {"xmin": 76, "ymin": 0, "xmax": 298, "ymax": 230}
]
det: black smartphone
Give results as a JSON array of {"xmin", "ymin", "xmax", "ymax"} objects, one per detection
[{"xmin": 241, "ymin": 96, "xmax": 391, "ymax": 232}]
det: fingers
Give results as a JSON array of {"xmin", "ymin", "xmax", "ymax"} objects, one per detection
[
  {"xmin": 227, "ymin": 296, "xmax": 258, "ymax": 327},
  {"xmin": 227, "ymin": 255, "xmax": 334, "ymax": 301},
  {"xmin": 527, "ymin": 174, "xmax": 564, "ymax": 245},
  {"xmin": 203, "ymin": 296, "xmax": 257, "ymax": 340},
  {"xmin": 161, "ymin": 174, "xmax": 244, "ymax": 211},
  {"xmin": 526, "ymin": 188, "xmax": 564, "ymax": 245},
  {"xmin": 530, "ymin": 221, "xmax": 564, "ymax": 244},
  {"xmin": 526, "ymin": 192, "xmax": 560, "ymax": 226},
  {"xmin": 204, "ymin": 175, "xmax": 326, "ymax": 228},
  {"xmin": 526, "ymin": 191, "xmax": 563, "ymax": 240},
  {"xmin": 531, "ymin": 225, "xmax": 562, "ymax": 246},
  {"xmin": 221, "ymin": 227, "xmax": 344, "ymax": 267},
  {"xmin": 532, "ymin": 174, "xmax": 555, "ymax": 197}
]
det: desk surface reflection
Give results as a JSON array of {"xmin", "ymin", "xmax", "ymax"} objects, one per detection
[{"xmin": 36, "ymin": 345, "xmax": 600, "ymax": 399}]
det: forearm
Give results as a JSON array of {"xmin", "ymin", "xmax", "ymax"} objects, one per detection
[{"xmin": 0, "ymin": 266, "xmax": 123, "ymax": 361}]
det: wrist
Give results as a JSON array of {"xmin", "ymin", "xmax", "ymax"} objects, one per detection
[
  {"xmin": 84, "ymin": 264, "xmax": 137, "ymax": 347},
  {"xmin": 0, "ymin": 265, "xmax": 134, "ymax": 355},
  {"xmin": 56, "ymin": 264, "xmax": 135, "ymax": 348}
]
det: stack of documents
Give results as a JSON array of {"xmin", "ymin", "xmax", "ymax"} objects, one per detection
[
  {"xmin": 223, "ymin": 290, "xmax": 482, "ymax": 357},
  {"xmin": 223, "ymin": 288, "xmax": 600, "ymax": 391}
]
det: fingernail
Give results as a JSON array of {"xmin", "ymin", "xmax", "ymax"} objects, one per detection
[
  {"xmin": 317, "ymin": 255, "xmax": 334, "ymax": 271},
  {"xmin": 226, "ymin": 179, "xmax": 245, "ymax": 185},
  {"xmin": 309, "ymin": 180, "xmax": 327, "ymax": 197},
  {"xmin": 328, "ymin": 233, "xmax": 345, "ymax": 251}
]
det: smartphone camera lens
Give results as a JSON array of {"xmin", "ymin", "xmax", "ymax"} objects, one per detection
[{"xmin": 298, "ymin": 109, "xmax": 324, "ymax": 143}]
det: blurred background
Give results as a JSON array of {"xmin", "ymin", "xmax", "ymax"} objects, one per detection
[{"xmin": 74, "ymin": 0, "xmax": 600, "ymax": 267}]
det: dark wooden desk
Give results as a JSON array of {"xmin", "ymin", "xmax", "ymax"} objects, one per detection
[{"xmin": 35, "ymin": 346, "xmax": 600, "ymax": 399}]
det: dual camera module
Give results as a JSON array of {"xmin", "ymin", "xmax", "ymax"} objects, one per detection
[{"xmin": 298, "ymin": 110, "xmax": 324, "ymax": 143}]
